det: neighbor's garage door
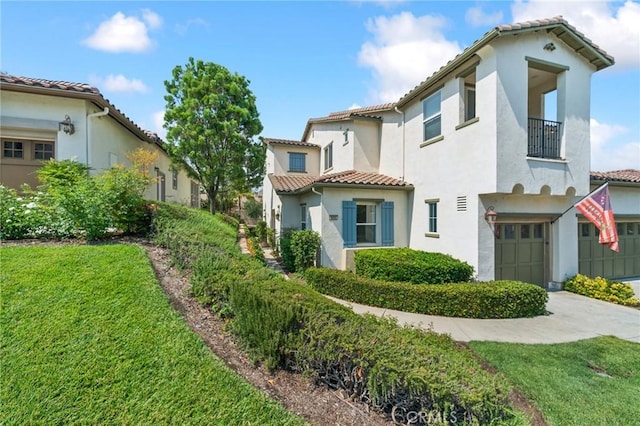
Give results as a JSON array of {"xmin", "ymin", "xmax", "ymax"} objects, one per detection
[
  {"xmin": 579, "ymin": 221, "xmax": 640, "ymax": 279},
  {"xmin": 495, "ymin": 223, "xmax": 546, "ymax": 286}
]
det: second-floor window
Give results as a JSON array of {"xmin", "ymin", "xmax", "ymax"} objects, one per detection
[
  {"xmin": 324, "ymin": 142, "xmax": 333, "ymax": 170},
  {"xmin": 289, "ymin": 152, "xmax": 306, "ymax": 172},
  {"xmin": 423, "ymin": 91, "xmax": 441, "ymax": 141}
]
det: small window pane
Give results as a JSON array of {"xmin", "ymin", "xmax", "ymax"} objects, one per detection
[
  {"xmin": 424, "ymin": 116, "xmax": 441, "ymax": 141},
  {"xmin": 356, "ymin": 225, "xmax": 376, "ymax": 243},
  {"xmin": 533, "ymin": 224, "xmax": 544, "ymax": 239},
  {"xmin": 626, "ymin": 223, "xmax": 634, "ymax": 235},
  {"xmin": 581, "ymin": 224, "xmax": 590, "ymax": 237},
  {"xmin": 423, "ymin": 92, "xmax": 441, "ymax": 118},
  {"xmin": 504, "ymin": 224, "xmax": 516, "ymax": 240},
  {"xmin": 520, "ymin": 224, "xmax": 530, "ymax": 239},
  {"xmin": 289, "ymin": 153, "xmax": 306, "ymax": 172},
  {"xmin": 465, "ymin": 88, "xmax": 476, "ymax": 121},
  {"xmin": 428, "ymin": 202, "xmax": 437, "ymax": 233},
  {"xmin": 3, "ymin": 141, "xmax": 24, "ymax": 158},
  {"xmin": 617, "ymin": 223, "xmax": 624, "ymax": 235}
]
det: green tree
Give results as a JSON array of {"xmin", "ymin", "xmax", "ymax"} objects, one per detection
[{"xmin": 163, "ymin": 58, "xmax": 264, "ymax": 214}]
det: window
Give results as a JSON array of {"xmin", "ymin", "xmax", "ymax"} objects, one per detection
[
  {"xmin": 343, "ymin": 129, "xmax": 349, "ymax": 144},
  {"xmin": 427, "ymin": 201, "xmax": 438, "ymax": 233},
  {"xmin": 172, "ymin": 169, "xmax": 178, "ymax": 190},
  {"xmin": 324, "ymin": 143, "xmax": 333, "ymax": 170},
  {"xmin": 288, "ymin": 152, "xmax": 306, "ymax": 172},
  {"xmin": 34, "ymin": 142, "xmax": 54, "ymax": 160},
  {"xmin": 464, "ymin": 86, "xmax": 476, "ymax": 121},
  {"xmin": 343, "ymin": 200, "xmax": 394, "ymax": 248},
  {"xmin": 356, "ymin": 203, "xmax": 376, "ymax": 244},
  {"xmin": 3, "ymin": 141, "xmax": 24, "ymax": 158},
  {"xmin": 423, "ymin": 91, "xmax": 441, "ymax": 141},
  {"xmin": 300, "ymin": 204, "xmax": 307, "ymax": 230}
]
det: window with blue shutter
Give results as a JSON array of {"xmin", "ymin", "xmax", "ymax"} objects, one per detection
[
  {"xmin": 381, "ymin": 201, "xmax": 394, "ymax": 246},
  {"xmin": 342, "ymin": 201, "xmax": 356, "ymax": 248}
]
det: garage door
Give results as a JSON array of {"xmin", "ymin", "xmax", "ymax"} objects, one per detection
[
  {"xmin": 578, "ymin": 222, "xmax": 640, "ymax": 279},
  {"xmin": 495, "ymin": 223, "xmax": 546, "ymax": 286}
]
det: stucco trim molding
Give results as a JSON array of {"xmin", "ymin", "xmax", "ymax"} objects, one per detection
[{"xmin": 0, "ymin": 115, "xmax": 59, "ymax": 131}]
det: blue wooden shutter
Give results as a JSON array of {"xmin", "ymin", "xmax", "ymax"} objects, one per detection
[
  {"xmin": 342, "ymin": 201, "xmax": 356, "ymax": 248},
  {"xmin": 381, "ymin": 201, "xmax": 394, "ymax": 246}
]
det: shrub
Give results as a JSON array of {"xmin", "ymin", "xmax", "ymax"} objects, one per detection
[
  {"xmin": 290, "ymin": 230, "xmax": 320, "ymax": 272},
  {"xmin": 228, "ymin": 275, "xmax": 515, "ymax": 423},
  {"xmin": 355, "ymin": 248, "xmax": 474, "ymax": 284},
  {"xmin": 217, "ymin": 213, "xmax": 240, "ymax": 228},
  {"xmin": 266, "ymin": 227, "xmax": 276, "ymax": 250},
  {"xmin": 247, "ymin": 236, "xmax": 265, "ymax": 264},
  {"xmin": 279, "ymin": 228, "xmax": 296, "ymax": 272},
  {"xmin": 244, "ymin": 197, "xmax": 263, "ymax": 220},
  {"xmin": 305, "ymin": 267, "xmax": 548, "ymax": 318},
  {"xmin": 255, "ymin": 220, "xmax": 267, "ymax": 243},
  {"xmin": 0, "ymin": 185, "xmax": 59, "ymax": 240},
  {"xmin": 564, "ymin": 274, "xmax": 639, "ymax": 306}
]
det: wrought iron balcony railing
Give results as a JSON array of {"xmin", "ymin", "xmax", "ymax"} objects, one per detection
[{"xmin": 528, "ymin": 118, "xmax": 562, "ymax": 159}]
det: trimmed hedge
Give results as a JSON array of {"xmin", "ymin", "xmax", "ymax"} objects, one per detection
[
  {"xmin": 305, "ymin": 267, "xmax": 548, "ymax": 319},
  {"xmin": 228, "ymin": 275, "xmax": 514, "ymax": 424},
  {"xmin": 355, "ymin": 248, "xmax": 474, "ymax": 284},
  {"xmin": 564, "ymin": 274, "xmax": 639, "ymax": 306}
]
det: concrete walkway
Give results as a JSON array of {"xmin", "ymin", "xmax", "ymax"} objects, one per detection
[{"xmin": 255, "ymin": 239, "xmax": 640, "ymax": 344}]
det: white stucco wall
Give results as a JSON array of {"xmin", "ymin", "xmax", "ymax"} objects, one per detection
[
  {"xmin": 306, "ymin": 121, "xmax": 355, "ymax": 173},
  {"xmin": 270, "ymin": 143, "xmax": 320, "ymax": 176}
]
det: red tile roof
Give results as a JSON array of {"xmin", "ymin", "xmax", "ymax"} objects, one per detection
[
  {"xmin": 269, "ymin": 170, "xmax": 412, "ymax": 193},
  {"xmin": 263, "ymin": 138, "xmax": 320, "ymax": 148},
  {"xmin": 0, "ymin": 74, "xmax": 100, "ymax": 94},
  {"xmin": 591, "ymin": 170, "xmax": 640, "ymax": 183}
]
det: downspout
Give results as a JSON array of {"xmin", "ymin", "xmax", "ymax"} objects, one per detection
[
  {"xmin": 86, "ymin": 107, "xmax": 109, "ymax": 167},
  {"xmin": 394, "ymin": 106, "xmax": 405, "ymax": 181},
  {"xmin": 311, "ymin": 186, "xmax": 323, "ymax": 266}
]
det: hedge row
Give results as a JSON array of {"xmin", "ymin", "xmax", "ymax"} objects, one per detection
[
  {"xmin": 305, "ymin": 267, "xmax": 548, "ymax": 319},
  {"xmin": 151, "ymin": 203, "xmax": 517, "ymax": 424},
  {"xmin": 229, "ymin": 274, "xmax": 514, "ymax": 424},
  {"xmin": 354, "ymin": 248, "xmax": 474, "ymax": 284}
]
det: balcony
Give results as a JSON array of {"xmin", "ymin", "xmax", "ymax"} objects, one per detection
[{"xmin": 528, "ymin": 118, "xmax": 562, "ymax": 159}]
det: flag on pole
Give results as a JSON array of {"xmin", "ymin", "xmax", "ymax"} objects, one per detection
[{"xmin": 574, "ymin": 182, "xmax": 619, "ymax": 252}]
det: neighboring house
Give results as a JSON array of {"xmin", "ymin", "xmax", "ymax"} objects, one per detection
[
  {"xmin": 263, "ymin": 17, "xmax": 640, "ymax": 286},
  {"xmin": 0, "ymin": 74, "xmax": 200, "ymax": 207}
]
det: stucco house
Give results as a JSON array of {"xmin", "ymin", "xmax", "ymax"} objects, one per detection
[
  {"xmin": 0, "ymin": 74, "xmax": 200, "ymax": 207},
  {"xmin": 263, "ymin": 17, "xmax": 640, "ymax": 286}
]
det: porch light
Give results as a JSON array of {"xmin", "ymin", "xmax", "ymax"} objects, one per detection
[
  {"xmin": 275, "ymin": 205, "xmax": 281, "ymax": 221},
  {"xmin": 543, "ymin": 42, "xmax": 556, "ymax": 52},
  {"xmin": 485, "ymin": 206, "xmax": 498, "ymax": 236},
  {"xmin": 58, "ymin": 115, "xmax": 75, "ymax": 135}
]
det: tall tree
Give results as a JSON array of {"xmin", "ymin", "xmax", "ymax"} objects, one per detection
[{"xmin": 163, "ymin": 57, "xmax": 264, "ymax": 214}]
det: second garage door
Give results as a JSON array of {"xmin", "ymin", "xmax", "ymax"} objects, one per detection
[{"xmin": 578, "ymin": 221, "xmax": 640, "ymax": 279}]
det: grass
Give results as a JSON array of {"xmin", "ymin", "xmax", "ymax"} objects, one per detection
[
  {"xmin": 0, "ymin": 244, "xmax": 305, "ymax": 425},
  {"xmin": 470, "ymin": 337, "xmax": 640, "ymax": 426}
]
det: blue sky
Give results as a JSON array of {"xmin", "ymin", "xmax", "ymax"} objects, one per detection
[{"xmin": 2, "ymin": 1, "xmax": 639, "ymax": 171}]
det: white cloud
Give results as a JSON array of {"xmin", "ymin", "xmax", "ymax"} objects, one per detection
[
  {"xmin": 142, "ymin": 9, "xmax": 163, "ymax": 30},
  {"xmin": 358, "ymin": 12, "xmax": 462, "ymax": 103},
  {"xmin": 89, "ymin": 74, "xmax": 149, "ymax": 94},
  {"xmin": 465, "ymin": 6, "xmax": 504, "ymax": 27},
  {"xmin": 83, "ymin": 10, "xmax": 162, "ymax": 53},
  {"xmin": 348, "ymin": 103, "xmax": 362, "ymax": 110},
  {"xmin": 511, "ymin": 0, "xmax": 640, "ymax": 69},
  {"xmin": 175, "ymin": 18, "xmax": 210, "ymax": 36},
  {"xmin": 152, "ymin": 110, "xmax": 167, "ymax": 141},
  {"xmin": 590, "ymin": 118, "xmax": 640, "ymax": 171}
]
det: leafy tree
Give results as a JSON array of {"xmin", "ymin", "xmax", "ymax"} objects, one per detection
[{"xmin": 163, "ymin": 57, "xmax": 265, "ymax": 214}]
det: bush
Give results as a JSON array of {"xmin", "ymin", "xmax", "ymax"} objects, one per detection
[
  {"xmin": 266, "ymin": 227, "xmax": 276, "ymax": 250},
  {"xmin": 305, "ymin": 267, "xmax": 548, "ymax": 318},
  {"xmin": 290, "ymin": 230, "xmax": 320, "ymax": 272},
  {"xmin": 279, "ymin": 228, "xmax": 296, "ymax": 272},
  {"xmin": 355, "ymin": 248, "xmax": 474, "ymax": 284},
  {"xmin": 255, "ymin": 220, "xmax": 267, "ymax": 243},
  {"xmin": 227, "ymin": 275, "xmax": 515, "ymax": 424},
  {"xmin": 244, "ymin": 198, "xmax": 263, "ymax": 220},
  {"xmin": 564, "ymin": 274, "xmax": 639, "ymax": 306},
  {"xmin": 247, "ymin": 236, "xmax": 265, "ymax": 264}
]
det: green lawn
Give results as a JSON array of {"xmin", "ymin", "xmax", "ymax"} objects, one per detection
[
  {"xmin": 0, "ymin": 244, "xmax": 305, "ymax": 425},
  {"xmin": 471, "ymin": 337, "xmax": 640, "ymax": 426}
]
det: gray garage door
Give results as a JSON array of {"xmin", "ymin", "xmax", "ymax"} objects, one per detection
[
  {"xmin": 495, "ymin": 223, "xmax": 546, "ymax": 286},
  {"xmin": 578, "ymin": 221, "xmax": 640, "ymax": 279}
]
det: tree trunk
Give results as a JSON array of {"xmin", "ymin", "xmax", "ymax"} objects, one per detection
[{"xmin": 207, "ymin": 187, "xmax": 217, "ymax": 214}]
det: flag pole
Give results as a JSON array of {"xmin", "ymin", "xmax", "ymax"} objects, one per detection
[{"xmin": 550, "ymin": 181, "xmax": 609, "ymax": 224}]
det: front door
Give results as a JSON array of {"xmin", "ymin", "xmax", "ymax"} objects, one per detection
[{"xmin": 495, "ymin": 223, "xmax": 546, "ymax": 286}]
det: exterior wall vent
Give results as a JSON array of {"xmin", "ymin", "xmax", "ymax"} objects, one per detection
[{"xmin": 457, "ymin": 196, "xmax": 467, "ymax": 212}]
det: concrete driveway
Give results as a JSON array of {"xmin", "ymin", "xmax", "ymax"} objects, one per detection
[{"xmin": 329, "ymin": 291, "xmax": 640, "ymax": 344}]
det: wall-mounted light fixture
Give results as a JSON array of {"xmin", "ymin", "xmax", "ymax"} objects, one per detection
[
  {"xmin": 543, "ymin": 42, "xmax": 556, "ymax": 52},
  {"xmin": 58, "ymin": 115, "xmax": 75, "ymax": 135},
  {"xmin": 275, "ymin": 205, "xmax": 281, "ymax": 221},
  {"xmin": 485, "ymin": 206, "xmax": 498, "ymax": 236}
]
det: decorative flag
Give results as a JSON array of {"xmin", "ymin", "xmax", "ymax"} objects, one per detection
[{"xmin": 574, "ymin": 183, "xmax": 619, "ymax": 252}]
